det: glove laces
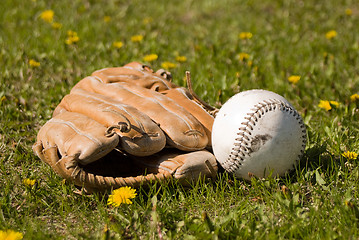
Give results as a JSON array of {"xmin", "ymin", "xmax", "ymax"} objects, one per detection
[{"xmin": 105, "ymin": 114, "xmax": 131, "ymax": 137}]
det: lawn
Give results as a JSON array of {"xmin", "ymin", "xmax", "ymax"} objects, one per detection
[{"xmin": 1, "ymin": 0, "xmax": 359, "ymax": 239}]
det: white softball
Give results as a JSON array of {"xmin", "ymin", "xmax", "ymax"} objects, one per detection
[{"xmin": 212, "ymin": 89, "xmax": 306, "ymax": 180}]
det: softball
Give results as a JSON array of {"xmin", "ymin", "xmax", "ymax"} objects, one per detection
[{"xmin": 212, "ymin": 89, "xmax": 306, "ymax": 180}]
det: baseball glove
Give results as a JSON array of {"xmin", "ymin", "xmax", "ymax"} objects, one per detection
[{"xmin": 33, "ymin": 62, "xmax": 218, "ymax": 193}]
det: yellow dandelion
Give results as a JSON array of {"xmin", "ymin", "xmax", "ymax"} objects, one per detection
[
  {"xmin": 318, "ymin": 100, "xmax": 332, "ymax": 111},
  {"xmin": 238, "ymin": 52, "xmax": 250, "ymax": 61},
  {"xmin": 175, "ymin": 55, "xmax": 187, "ymax": 63},
  {"xmin": 143, "ymin": 54, "xmax": 158, "ymax": 62},
  {"xmin": 342, "ymin": 151, "xmax": 358, "ymax": 160},
  {"xmin": 318, "ymin": 100, "xmax": 339, "ymax": 111},
  {"xmin": 65, "ymin": 30, "xmax": 79, "ymax": 45},
  {"xmin": 107, "ymin": 186, "xmax": 137, "ymax": 207},
  {"xmin": 23, "ymin": 178, "xmax": 36, "ymax": 187},
  {"xmin": 65, "ymin": 36, "xmax": 79, "ymax": 45},
  {"xmin": 288, "ymin": 75, "xmax": 301, "ymax": 84},
  {"xmin": 72, "ymin": 35, "xmax": 80, "ymax": 42},
  {"xmin": 29, "ymin": 59, "xmax": 40, "ymax": 67},
  {"xmin": 161, "ymin": 61, "xmax": 177, "ymax": 69},
  {"xmin": 40, "ymin": 10, "xmax": 54, "ymax": 23},
  {"xmin": 350, "ymin": 93, "xmax": 359, "ymax": 102},
  {"xmin": 113, "ymin": 41, "xmax": 124, "ymax": 49},
  {"xmin": 330, "ymin": 100, "xmax": 339, "ymax": 107},
  {"xmin": 345, "ymin": 8, "xmax": 352, "ymax": 16},
  {"xmin": 51, "ymin": 22, "xmax": 62, "ymax": 29},
  {"xmin": 0, "ymin": 229, "xmax": 23, "ymax": 240},
  {"xmin": 131, "ymin": 35, "xmax": 144, "ymax": 42},
  {"xmin": 143, "ymin": 17, "xmax": 153, "ymax": 24},
  {"xmin": 67, "ymin": 30, "xmax": 77, "ymax": 37},
  {"xmin": 239, "ymin": 32, "xmax": 253, "ymax": 39},
  {"xmin": 103, "ymin": 16, "xmax": 111, "ymax": 22},
  {"xmin": 326, "ymin": 30, "xmax": 337, "ymax": 39}
]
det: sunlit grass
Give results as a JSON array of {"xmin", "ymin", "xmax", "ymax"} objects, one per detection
[{"xmin": 1, "ymin": 0, "xmax": 359, "ymax": 238}]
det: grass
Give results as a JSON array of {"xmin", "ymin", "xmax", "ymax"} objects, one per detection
[{"xmin": 1, "ymin": 0, "xmax": 359, "ymax": 239}]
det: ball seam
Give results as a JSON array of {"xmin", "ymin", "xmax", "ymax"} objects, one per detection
[{"xmin": 222, "ymin": 98, "xmax": 307, "ymax": 175}]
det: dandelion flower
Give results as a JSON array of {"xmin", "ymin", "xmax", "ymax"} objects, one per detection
[
  {"xmin": 65, "ymin": 30, "xmax": 80, "ymax": 45},
  {"xmin": 329, "ymin": 101, "xmax": 339, "ymax": 107},
  {"xmin": 238, "ymin": 52, "xmax": 250, "ymax": 61},
  {"xmin": 51, "ymin": 22, "xmax": 62, "ymax": 29},
  {"xmin": 318, "ymin": 100, "xmax": 331, "ymax": 111},
  {"xmin": 40, "ymin": 10, "xmax": 54, "ymax": 23},
  {"xmin": 175, "ymin": 55, "xmax": 187, "ymax": 63},
  {"xmin": 318, "ymin": 100, "xmax": 339, "ymax": 111},
  {"xmin": 288, "ymin": 75, "xmax": 301, "ymax": 84},
  {"xmin": 131, "ymin": 35, "xmax": 144, "ymax": 42},
  {"xmin": 345, "ymin": 8, "xmax": 352, "ymax": 16},
  {"xmin": 239, "ymin": 32, "xmax": 253, "ymax": 39},
  {"xmin": 103, "ymin": 16, "xmax": 111, "ymax": 22},
  {"xmin": 67, "ymin": 30, "xmax": 76, "ymax": 36},
  {"xmin": 29, "ymin": 59, "xmax": 40, "ymax": 67},
  {"xmin": 70, "ymin": 36, "xmax": 80, "ymax": 43},
  {"xmin": 326, "ymin": 30, "xmax": 337, "ymax": 39},
  {"xmin": 342, "ymin": 151, "xmax": 358, "ymax": 160},
  {"xmin": 350, "ymin": 93, "xmax": 359, "ymax": 102},
  {"xmin": 65, "ymin": 36, "xmax": 79, "ymax": 45},
  {"xmin": 113, "ymin": 41, "xmax": 124, "ymax": 49},
  {"xmin": 23, "ymin": 178, "xmax": 36, "ymax": 187},
  {"xmin": 161, "ymin": 61, "xmax": 177, "ymax": 69},
  {"xmin": 107, "ymin": 186, "xmax": 137, "ymax": 207},
  {"xmin": 143, "ymin": 54, "xmax": 158, "ymax": 62},
  {"xmin": 0, "ymin": 229, "xmax": 23, "ymax": 240}
]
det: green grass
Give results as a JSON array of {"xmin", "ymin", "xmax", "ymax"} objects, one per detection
[{"xmin": 1, "ymin": 0, "xmax": 359, "ymax": 239}]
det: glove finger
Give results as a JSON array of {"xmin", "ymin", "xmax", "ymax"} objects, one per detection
[
  {"xmin": 161, "ymin": 88, "xmax": 214, "ymax": 147},
  {"xmin": 125, "ymin": 62, "xmax": 172, "ymax": 81},
  {"xmin": 118, "ymin": 82, "xmax": 210, "ymax": 150},
  {"xmin": 53, "ymin": 89, "xmax": 166, "ymax": 156},
  {"xmin": 73, "ymin": 77, "xmax": 209, "ymax": 151},
  {"xmin": 131, "ymin": 149, "xmax": 218, "ymax": 186},
  {"xmin": 36, "ymin": 111, "xmax": 119, "ymax": 165},
  {"xmin": 91, "ymin": 61, "xmax": 176, "ymax": 91}
]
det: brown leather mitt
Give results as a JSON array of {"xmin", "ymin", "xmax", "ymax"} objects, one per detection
[{"xmin": 33, "ymin": 62, "xmax": 218, "ymax": 192}]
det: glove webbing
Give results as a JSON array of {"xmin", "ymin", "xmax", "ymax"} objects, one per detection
[{"xmin": 185, "ymin": 71, "xmax": 219, "ymax": 117}]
